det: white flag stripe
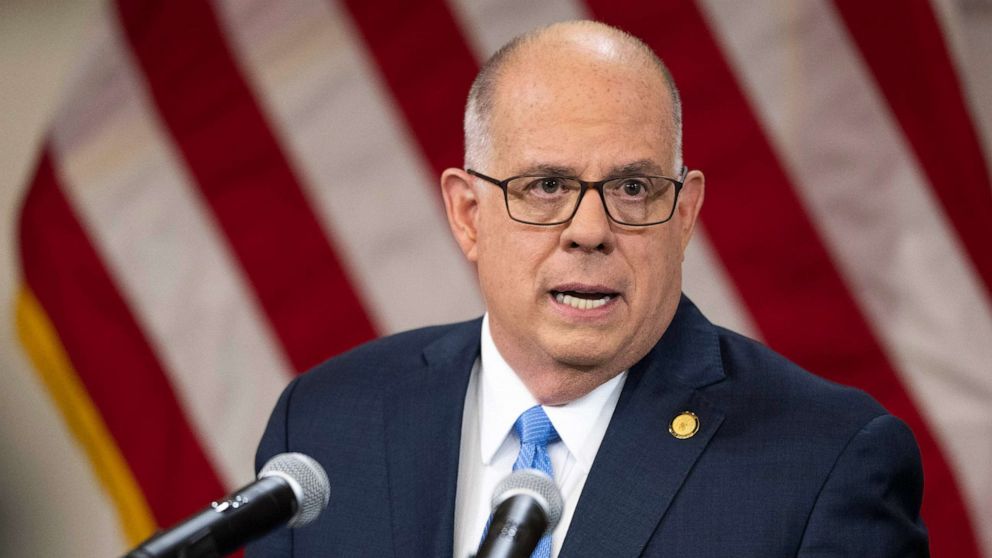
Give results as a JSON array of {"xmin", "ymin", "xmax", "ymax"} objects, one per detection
[
  {"xmin": 51, "ymin": 10, "xmax": 293, "ymax": 489},
  {"xmin": 214, "ymin": 0, "xmax": 484, "ymax": 335},
  {"xmin": 699, "ymin": 1, "xmax": 992, "ymax": 549},
  {"xmin": 447, "ymin": 0, "xmax": 587, "ymax": 60},
  {"xmin": 449, "ymin": 0, "xmax": 761, "ymax": 339},
  {"xmin": 929, "ymin": 0, "xmax": 992, "ymax": 170}
]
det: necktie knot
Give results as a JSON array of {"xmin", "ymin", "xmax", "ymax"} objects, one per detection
[{"xmin": 514, "ymin": 405, "xmax": 560, "ymax": 446}]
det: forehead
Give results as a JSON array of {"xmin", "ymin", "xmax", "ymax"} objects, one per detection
[{"xmin": 488, "ymin": 46, "xmax": 674, "ymax": 174}]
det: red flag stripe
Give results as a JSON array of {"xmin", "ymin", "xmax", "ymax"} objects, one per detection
[
  {"xmin": 114, "ymin": 0, "xmax": 378, "ymax": 373},
  {"xmin": 832, "ymin": 0, "xmax": 992, "ymax": 301},
  {"xmin": 582, "ymin": 2, "xmax": 981, "ymax": 555},
  {"xmin": 340, "ymin": 0, "xmax": 479, "ymax": 175},
  {"xmin": 18, "ymin": 152, "xmax": 228, "ymax": 527}
]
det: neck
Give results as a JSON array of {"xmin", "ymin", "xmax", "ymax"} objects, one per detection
[
  {"xmin": 485, "ymin": 321, "xmax": 627, "ymax": 405},
  {"xmin": 482, "ymin": 297, "xmax": 681, "ymax": 406},
  {"xmin": 512, "ymin": 363, "xmax": 625, "ymax": 406}
]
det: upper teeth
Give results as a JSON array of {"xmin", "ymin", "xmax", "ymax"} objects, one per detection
[{"xmin": 555, "ymin": 292, "xmax": 611, "ymax": 310}]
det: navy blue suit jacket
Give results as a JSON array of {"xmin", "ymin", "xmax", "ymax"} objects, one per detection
[{"xmin": 246, "ymin": 297, "xmax": 928, "ymax": 557}]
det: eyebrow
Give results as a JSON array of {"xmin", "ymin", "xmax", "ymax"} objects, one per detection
[
  {"xmin": 514, "ymin": 159, "xmax": 667, "ymax": 178},
  {"xmin": 515, "ymin": 163, "xmax": 577, "ymax": 176},
  {"xmin": 608, "ymin": 159, "xmax": 667, "ymax": 177}
]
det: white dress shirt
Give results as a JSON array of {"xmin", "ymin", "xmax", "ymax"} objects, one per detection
[{"xmin": 454, "ymin": 314, "xmax": 627, "ymax": 558}]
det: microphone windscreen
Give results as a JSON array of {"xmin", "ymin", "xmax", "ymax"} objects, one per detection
[
  {"xmin": 490, "ymin": 469, "xmax": 564, "ymax": 534},
  {"xmin": 259, "ymin": 452, "xmax": 330, "ymax": 527}
]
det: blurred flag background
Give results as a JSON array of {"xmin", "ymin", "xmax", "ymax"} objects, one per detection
[{"xmin": 1, "ymin": 1, "xmax": 990, "ymax": 556}]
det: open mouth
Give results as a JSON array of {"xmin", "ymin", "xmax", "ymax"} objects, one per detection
[{"xmin": 551, "ymin": 290, "xmax": 617, "ymax": 310}]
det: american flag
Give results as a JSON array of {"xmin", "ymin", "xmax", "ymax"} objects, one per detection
[{"xmin": 9, "ymin": 0, "xmax": 992, "ymax": 556}]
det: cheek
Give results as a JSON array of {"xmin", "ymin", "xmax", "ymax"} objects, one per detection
[
  {"xmin": 473, "ymin": 201, "xmax": 510, "ymax": 268},
  {"xmin": 630, "ymin": 234, "xmax": 684, "ymax": 306},
  {"xmin": 486, "ymin": 233, "xmax": 540, "ymax": 285},
  {"xmin": 476, "ymin": 220, "xmax": 527, "ymax": 289},
  {"xmin": 477, "ymin": 228, "xmax": 557, "ymax": 308}
]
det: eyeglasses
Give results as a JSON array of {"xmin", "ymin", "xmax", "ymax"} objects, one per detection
[{"xmin": 466, "ymin": 167, "xmax": 687, "ymax": 226}]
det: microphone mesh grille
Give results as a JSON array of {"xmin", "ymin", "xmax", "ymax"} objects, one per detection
[
  {"xmin": 260, "ymin": 453, "xmax": 330, "ymax": 528},
  {"xmin": 491, "ymin": 469, "xmax": 564, "ymax": 532}
]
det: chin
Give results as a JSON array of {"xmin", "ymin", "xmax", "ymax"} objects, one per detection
[
  {"xmin": 546, "ymin": 344, "xmax": 617, "ymax": 371},
  {"xmin": 537, "ymin": 327, "xmax": 618, "ymax": 365}
]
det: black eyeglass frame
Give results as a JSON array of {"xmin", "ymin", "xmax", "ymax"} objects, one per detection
[{"xmin": 466, "ymin": 166, "xmax": 688, "ymax": 227}]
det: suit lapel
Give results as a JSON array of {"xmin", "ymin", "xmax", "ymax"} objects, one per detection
[
  {"xmin": 560, "ymin": 298, "xmax": 727, "ymax": 557},
  {"xmin": 382, "ymin": 320, "xmax": 481, "ymax": 558}
]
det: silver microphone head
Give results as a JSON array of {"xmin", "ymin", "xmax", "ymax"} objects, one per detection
[
  {"xmin": 490, "ymin": 469, "xmax": 564, "ymax": 534},
  {"xmin": 259, "ymin": 452, "xmax": 330, "ymax": 528}
]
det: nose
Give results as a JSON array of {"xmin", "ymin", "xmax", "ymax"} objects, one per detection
[{"xmin": 560, "ymin": 189, "xmax": 614, "ymax": 253}]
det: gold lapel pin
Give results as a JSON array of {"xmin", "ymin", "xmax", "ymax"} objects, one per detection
[{"xmin": 669, "ymin": 411, "xmax": 700, "ymax": 439}]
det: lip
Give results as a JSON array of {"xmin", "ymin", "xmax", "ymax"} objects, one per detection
[{"xmin": 549, "ymin": 282, "xmax": 621, "ymax": 296}]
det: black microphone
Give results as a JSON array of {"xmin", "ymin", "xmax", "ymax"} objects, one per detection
[
  {"xmin": 476, "ymin": 469, "xmax": 564, "ymax": 558},
  {"xmin": 123, "ymin": 452, "xmax": 329, "ymax": 558}
]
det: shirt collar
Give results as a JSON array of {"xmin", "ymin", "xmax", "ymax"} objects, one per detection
[{"xmin": 478, "ymin": 314, "xmax": 627, "ymax": 472}]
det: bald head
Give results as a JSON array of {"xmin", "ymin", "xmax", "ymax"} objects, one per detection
[{"xmin": 464, "ymin": 20, "xmax": 682, "ymax": 173}]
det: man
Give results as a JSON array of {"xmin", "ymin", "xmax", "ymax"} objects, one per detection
[{"xmin": 247, "ymin": 20, "xmax": 928, "ymax": 557}]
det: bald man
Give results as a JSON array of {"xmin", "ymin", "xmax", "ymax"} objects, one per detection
[{"xmin": 247, "ymin": 21, "xmax": 928, "ymax": 558}]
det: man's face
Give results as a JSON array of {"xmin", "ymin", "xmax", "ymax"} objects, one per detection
[{"xmin": 443, "ymin": 44, "xmax": 704, "ymax": 402}]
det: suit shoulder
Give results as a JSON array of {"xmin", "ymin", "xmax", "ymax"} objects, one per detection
[
  {"xmin": 294, "ymin": 318, "xmax": 480, "ymax": 393},
  {"xmin": 713, "ymin": 325, "xmax": 888, "ymax": 427}
]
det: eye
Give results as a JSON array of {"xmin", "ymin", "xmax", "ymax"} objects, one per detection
[
  {"xmin": 620, "ymin": 178, "xmax": 649, "ymax": 197},
  {"xmin": 538, "ymin": 178, "xmax": 562, "ymax": 194}
]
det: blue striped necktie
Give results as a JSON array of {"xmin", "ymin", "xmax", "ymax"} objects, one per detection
[
  {"xmin": 513, "ymin": 405, "xmax": 560, "ymax": 476},
  {"xmin": 482, "ymin": 405, "xmax": 561, "ymax": 557}
]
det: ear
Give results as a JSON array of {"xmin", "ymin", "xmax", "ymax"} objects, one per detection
[
  {"xmin": 440, "ymin": 168, "xmax": 481, "ymax": 262},
  {"xmin": 676, "ymin": 169, "xmax": 705, "ymax": 255}
]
